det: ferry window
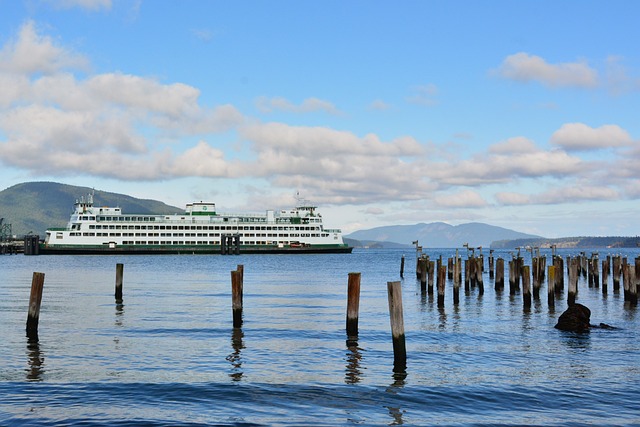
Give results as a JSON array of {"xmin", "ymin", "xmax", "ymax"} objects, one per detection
[
  {"xmin": 144, "ymin": 217, "xmax": 149, "ymax": 221},
  {"xmin": 89, "ymin": 225, "xmax": 95, "ymax": 229}
]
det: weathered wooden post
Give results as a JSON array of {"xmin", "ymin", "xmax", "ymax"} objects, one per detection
[
  {"xmin": 547, "ymin": 265, "xmax": 555, "ymax": 307},
  {"xmin": 346, "ymin": 272, "xmax": 361, "ymax": 344},
  {"xmin": 464, "ymin": 258, "xmax": 470, "ymax": 292},
  {"xmin": 508, "ymin": 259, "xmax": 516, "ymax": 295},
  {"xmin": 568, "ymin": 257, "xmax": 578, "ymax": 306},
  {"xmin": 447, "ymin": 257, "xmax": 453, "ymax": 280},
  {"xmin": 115, "ymin": 263, "xmax": 124, "ymax": 304},
  {"xmin": 387, "ymin": 281, "xmax": 406, "ymax": 373},
  {"xmin": 489, "ymin": 250, "xmax": 495, "ymax": 279},
  {"xmin": 495, "ymin": 257, "xmax": 504, "ymax": 290},
  {"xmin": 453, "ymin": 259, "xmax": 460, "ymax": 305},
  {"xmin": 522, "ymin": 265, "xmax": 531, "ymax": 309},
  {"xmin": 613, "ymin": 256, "xmax": 621, "ymax": 290},
  {"xmin": 237, "ymin": 264, "xmax": 244, "ymax": 301},
  {"xmin": 475, "ymin": 257, "xmax": 484, "ymax": 295},
  {"xmin": 231, "ymin": 269, "xmax": 243, "ymax": 328},
  {"xmin": 628, "ymin": 266, "xmax": 637, "ymax": 306},
  {"xmin": 400, "ymin": 255, "xmax": 405, "ymax": 279},
  {"xmin": 602, "ymin": 257, "xmax": 609, "ymax": 294},
  {"xmin": 554, "ymin": 256, "xmax": 564, "ymax": 291},
  {"xmin": 437, "ymin": 265, "xmax": 446, "ymax": 308},
  {"xmin": 468, "ymin": 255, "xmax": 477, "ymax": 287},
  {"xmin": 428, "ymin": 260, "xmax": 435, "ymax": 295},
  {"xmin": 420, "ymin": 257, "xmax": 428, "ymax": 292},
  {"xmin": 26, "ymin": 272, "xmax": 45, "ymax": 339}
]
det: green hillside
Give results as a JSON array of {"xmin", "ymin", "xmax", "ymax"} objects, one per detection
[{"xmin": 0, "ymin": 182, "xmax": 183, "ymax": 237}]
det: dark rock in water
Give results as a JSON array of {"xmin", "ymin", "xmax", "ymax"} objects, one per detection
[{"xmin": 555, "ymin": 303, "xmax": 591, "ymax": 332}]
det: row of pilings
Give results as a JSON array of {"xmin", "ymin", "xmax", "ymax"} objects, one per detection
[{"xmin": 412, "ymin": 250, "xmax": 639, "ymax": 308}]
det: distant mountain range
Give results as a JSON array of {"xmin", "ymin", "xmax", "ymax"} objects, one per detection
[
  {"xmin": 0, "ymin": 182, "xmax": 182, "ymax": 237},
  {"xmin": 345, "ymin": 222, "xmax": 542, "ymax": 248}
]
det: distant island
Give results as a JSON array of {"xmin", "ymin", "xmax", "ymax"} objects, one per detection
[{"xmin": 491, "ymin": 236, "xmax": 640, "ymax": 249}]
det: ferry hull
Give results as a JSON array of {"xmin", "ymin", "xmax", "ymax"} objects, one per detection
[{"xmin": 39, "ymin": 244, "xmax": 353, "ymax": 255}]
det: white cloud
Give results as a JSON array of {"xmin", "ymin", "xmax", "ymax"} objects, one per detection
[
  {"xmin": 46, "ymin": 0, "xmax": 112, "ymax": 11},
  {"xmin": 496, "ymin": 185, "xmax": 619, "ymax": 206},
  {"xmin": 0, "ymin": 21, "xmax": 89, "ymax": 75},
  {"xmin": 495, "ymin": 52, "xmax": 598, "ymax": 88},
  {"xmin": 550, "ymin": 122, "xmax": 633, "ymax": 151},
  {"xmin": 407, "ymin": 84, "xmax": 438, "ymax": 106},
  {"xmin": 369, "ymin": 99, "xmax": 391, "ymax": 111},
  {"xmin": 0, "ymin": 21, "xmax": 242, "ymax": 181},
  {"xmin": 255, "ymin": 96, "xmax": 340, "ymax": 115},
  {"xmin": 489, "ymin": 137, "xmax": 537, "ymax": 154},
  {"xmin": 434, "ymin": 190, "xmax": 488, "ymax": 208},
  {"xmin": 428, "ymin": 147, "xmax": 582, "ymax": 186},
  {"xmin": 495, "ymin": 192, "xmax": 531, "ymax": 206}
]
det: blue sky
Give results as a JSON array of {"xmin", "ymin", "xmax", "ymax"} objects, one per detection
[{"xmin": 1, "ymin": 0, "xmax": 639, "ymax": 238}]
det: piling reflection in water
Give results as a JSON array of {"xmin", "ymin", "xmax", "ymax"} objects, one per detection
[
  {"xmin": 344, "ymin": 345, "xmax": 362, "ymax": 384},
  {"xmin": 386, "ymin": 372, "xmax": 407, "ymax": 426},
  {"xmin": 227, "ymin": 328, "xmax": 244, "ymax": 382},
  {"xmin": 26, "ymin": 338, "xmax": 44, "ymax": 382}
]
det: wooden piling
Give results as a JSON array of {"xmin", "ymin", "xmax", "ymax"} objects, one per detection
[
  {"xmin": 346, "ymin": 272, "xmax": 361, "ymax": 343},
  {"xmin": 400, "ymin": 256, "xmax": 405, "ymax": 279},
  {"xmin": 568, "ymin": 257, "xmax": 578, "ymax": 306},
  {"xmin": 629, "ymin": 267, "xmax": 637, "ymax": 306},
  {"xmin": 495, "ymin": 258, "xmax": 504, "ymax": 290},
  {"xmin": 464, "ymin": 259, "xmax": 470, "ymax": 292},
  {"xmin": 489, "ymin": 251, "xmax": 495, "ymax": 280},
  {"xmin": 475, "ymin": 257, "xmax": 484, "ymax": 295},
  {"xmin": 547, "ymin": 265, "xmax": 555, "ymax": 307},
  {"xmin": 437, "ymin": 265, "xmax": 446, "ymax": 308},
  {"xmin": 387, "ymin": 281, "xmax": 406, "ymax": 373},
  {"xmin": 613, "ymin": 256, "xmax": 621, "ymax": 290},
  {"xmin": 453, "ymin": 259, "xmax": 460, "ymax": 305},
  {"xmin": 115, "ymin": 263, "xmax": 124, "ymax": 303},
  {"xmin": 554, "ymin": 256, "xmax": 564, "ymax": 290},
  {"xmin": 231, "ymin": 269, "xmax": 243, "ymax": 328},
  {"xmin": 447, "ymin": 257, "xmax": 453, "ymax": 280},
  {"xmin": 26, "ymin": 272, "xmax": 45, "ymax": 339},
  {"xmin": 508, "ymin": 260, "xmax": 516, "ymax": 295},
  {"xmin": 602, "ymin": 257, "xmax": 609, "ymax": 294},
  {"xmin": 420, "ymin": 257, "xmax": 428, "ymax": 291},
  {"xmin": 522, "ymin": 265, "xmax": 531, "ymax": 309},
  {"xmin": 428, "ymin": 260, "xmax": 435, "ymax": 295}
]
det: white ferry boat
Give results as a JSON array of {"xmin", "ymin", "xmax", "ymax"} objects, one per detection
[{"xmin": 41, "ymin": 193, "xmax": 352, "ymax": 254}]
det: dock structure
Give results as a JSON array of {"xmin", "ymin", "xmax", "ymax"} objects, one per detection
[{"xmin": 1, "ymin": 219, "xmax": 23, "ymax": 255}]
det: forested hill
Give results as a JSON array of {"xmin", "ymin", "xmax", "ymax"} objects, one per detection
[
  {"xmin": 491, "ymin": 236, "xmax": 640, "ymax": 249},
  {"xmin": 0, "ymin": 182, "xmax": 182, "ymax": 237}
]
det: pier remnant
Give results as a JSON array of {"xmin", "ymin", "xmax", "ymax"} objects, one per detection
[
  {"xmin": 26, "ymin": 272, "xmax": 45, "ymax": 339},
  {"xmin": 115, "ymin": 263, "xmax": 124, "ymax": 304},
  {"xmin": 231, "ymin": 269, "xmax": 243, "ymax": 328},
  {"xmin": 346, "ymin": 272, "xmax": 361, "ymax": 344},
  {"xmin": 387, "ymin": 281, "xmax": 406, "ymax": 373}
]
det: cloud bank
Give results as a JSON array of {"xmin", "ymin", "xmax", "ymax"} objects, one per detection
[{"xmin": 0, "ymin": 22, "xmax": 638, "ymax": 213}]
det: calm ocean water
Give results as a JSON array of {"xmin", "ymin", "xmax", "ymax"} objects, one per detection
[{"xmin": 1, "ymin": 248, "xmax": 639, "ymax": 426}]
